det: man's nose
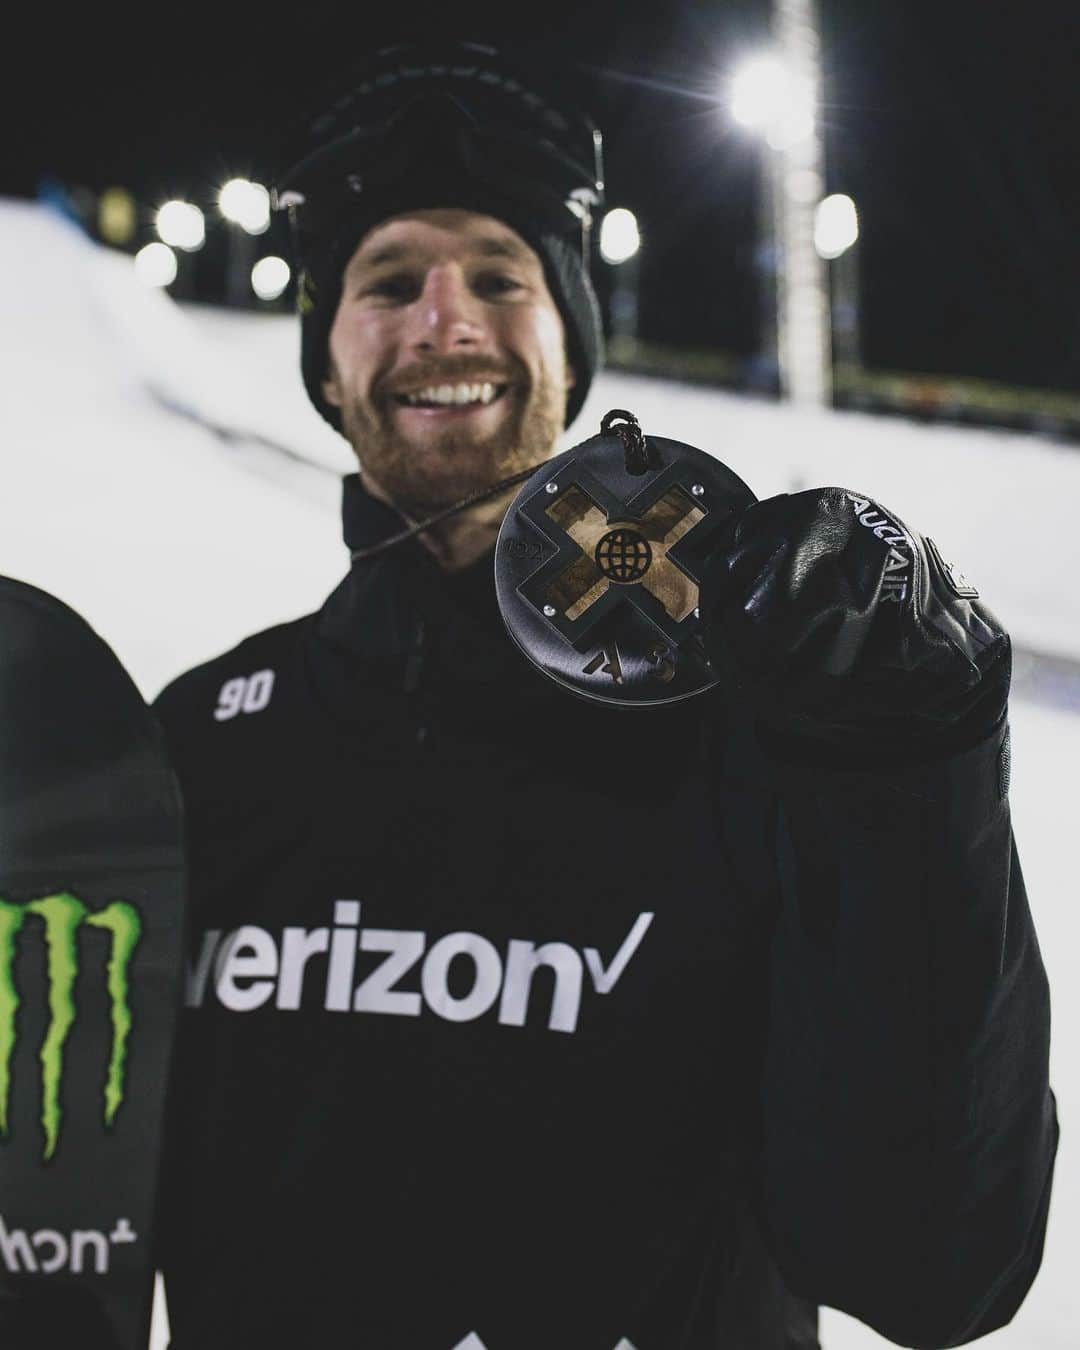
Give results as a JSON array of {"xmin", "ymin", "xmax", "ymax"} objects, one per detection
[{"xmin": 406, "ymin": 265, "xmax": 487, "ymax": 355}]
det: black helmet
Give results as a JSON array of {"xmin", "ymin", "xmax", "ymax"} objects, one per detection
[{"xmin": 272, "ymin": 40, "xmax": 607, "ymax": 431}]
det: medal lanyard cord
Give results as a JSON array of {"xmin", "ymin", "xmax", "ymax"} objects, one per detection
[
  {"xmin": 349, "ymin": 463, "xmax": 546, "ymax": 564},
  {"xmin": 348, "ymin": 410, "xmax": 652, "ymax": 564}
]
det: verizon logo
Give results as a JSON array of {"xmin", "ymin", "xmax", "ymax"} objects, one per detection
[{"xmin": 186, "ymin": 903, "xmax": 654, "ymax": 1036}]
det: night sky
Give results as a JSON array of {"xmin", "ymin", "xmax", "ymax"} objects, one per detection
[{"xmin": 11, "ymin": 1, "xmax": 1080, "ymax": 396}]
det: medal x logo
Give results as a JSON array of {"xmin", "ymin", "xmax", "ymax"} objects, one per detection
[{"xmin": 543, "ymin": 484, "xmax": 706, "ymax": 624}]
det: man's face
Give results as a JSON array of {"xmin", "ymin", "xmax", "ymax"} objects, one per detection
[{"xmin": 321, "ymin": 207, "xmax": 576, "ymax": 515}]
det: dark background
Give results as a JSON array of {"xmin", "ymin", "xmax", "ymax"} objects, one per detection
[{"xmin": 9, "ymin": 1, "xmax": 1080, "ymax": 396}]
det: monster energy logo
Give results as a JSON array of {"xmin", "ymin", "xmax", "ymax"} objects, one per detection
[{"xmin": 0, "ymin": 893, "xmax": 141, "ymax": 1160}]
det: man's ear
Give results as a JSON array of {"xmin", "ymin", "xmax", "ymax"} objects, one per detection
[{"xmin": 321, "ymin": 363, "xmax": 343, "ymax": 409}]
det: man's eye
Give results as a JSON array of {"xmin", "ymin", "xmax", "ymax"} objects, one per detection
[
  {"xmin": 476, "ymin": 273, "xmax": 524, "ymax": 294},
  {"xmin": 360, "ymin": 272, "xmax": 523, "ymax": 300},
  {"xmin": 365, "ymin": 275, "xmax": 416, "ymax": 299}
]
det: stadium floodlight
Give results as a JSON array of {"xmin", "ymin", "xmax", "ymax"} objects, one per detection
[
  {"xmin": 251, "ymin": 256, "xmax": 291, "ymax": 301},
  {"xmin": 814, "ymin": 193, "xmax": 859, "ymax": 260},
  {"xmin": 218, "ymin": 179, "xmax": 271, "ymax": 235},
  {"xmin": 730, "ymin": 52, "xmax": 814, "ymax": 151},
  {"xmin": 155, "ymin": 200, "xmax": 206, "ymax": 252},
  {"xmin": 730, "ymin": 54, "xmax": 786, "ymax": 130},
  {"xmin": 134, "ymin": 242, "xmax": 178, "ymax": 289},
  {"xmin": 599, "ymin": 208, "xmax": 641, "ymax": 266}
]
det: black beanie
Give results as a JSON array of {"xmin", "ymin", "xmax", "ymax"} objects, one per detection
[{"xmin": 296, "ymin": 178, "xmax": 605, "ymax": 433}]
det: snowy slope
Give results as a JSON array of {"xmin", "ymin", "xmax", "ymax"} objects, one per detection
[
  {"xmin": 1, "ymin": 200, "xmax": 1075, "ymax": 1349},
  {"xmin": 0, "ymin": 201, "xmax": 349, "ymax": 698}
]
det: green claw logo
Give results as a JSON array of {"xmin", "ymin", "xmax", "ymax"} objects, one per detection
[{"xmin": 0, "ymin": 893, "xmax": 142, "ymax": 1161}]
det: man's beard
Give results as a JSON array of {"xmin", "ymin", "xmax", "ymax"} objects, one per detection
[{"xmin": 340, "ymin": 371, "xmax": 567, "ymax": 518}]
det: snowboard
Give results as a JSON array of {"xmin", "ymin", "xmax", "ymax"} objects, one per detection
[{"xmin": 0, "ymin": 577, "xmax": 186, "ymax": 1349}]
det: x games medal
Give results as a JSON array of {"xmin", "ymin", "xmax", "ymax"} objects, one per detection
[{"xmin": 495, "ymin": 411, "xmax": 757, "ymax": 706}]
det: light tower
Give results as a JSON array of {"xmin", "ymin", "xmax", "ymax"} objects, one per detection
[
  {"xmin": 219, "ymin": 179, "xmax": 271, "ymax": 306},
  {"xmin": 731, "ymin": 0, "xmax": 830, "ymax": 406},
  {"xmin": 599, "ymin": 208, "xmax": 642, "ymax": 350},
  {"xmin": 775, "ymin": 0, "xmax": 829, "ymax": 405}
]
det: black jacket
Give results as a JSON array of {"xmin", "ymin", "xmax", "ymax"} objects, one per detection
[{"xmin": 153, "ymin": 475, "xmax": 1057, "ymax": 1350}]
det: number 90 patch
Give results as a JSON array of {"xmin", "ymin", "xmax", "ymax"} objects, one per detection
[{"xmin": 214, "ymin": 669, "xmax": 275, "ymax": 722}]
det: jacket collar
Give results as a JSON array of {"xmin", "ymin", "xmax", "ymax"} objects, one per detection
[
  {"xmin": 340, "ymin": 473, "xmax": 412, "ymax": 555},
  {"xmin": 316, "ymin": 474, "xmax": 515, "ymax": 685}
]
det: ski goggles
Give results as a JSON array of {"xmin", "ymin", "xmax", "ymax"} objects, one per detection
[{"xmin": 272, "ymin": 60, "xmax": 605, "ymax": 265}]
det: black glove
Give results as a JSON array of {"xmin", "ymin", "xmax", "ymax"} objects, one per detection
[{"xmin": 700, "ymin": 487, "xmax": 1010, "ymax": 761}]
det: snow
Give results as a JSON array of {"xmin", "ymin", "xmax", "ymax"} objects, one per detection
[{"xmin": 1, "ymin": 200, "xmax": 1075, "ymax": 1349}]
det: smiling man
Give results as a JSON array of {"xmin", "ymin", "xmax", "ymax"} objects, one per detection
[
  {"xmin": 319, "ymin": 207, "xmax": 577, "ymax": 567},
  {"xmin": 150, "ymin": 38, "xmax": 1056, "ymax": 1350},
  {"xmin": 279, "ymin": 57, "xmax": 607, "ymax": 578}
]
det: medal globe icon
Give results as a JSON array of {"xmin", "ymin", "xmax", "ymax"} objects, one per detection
[{"xmin": 595, "ymin": 528, "xmax": 653, "ymax": 584}]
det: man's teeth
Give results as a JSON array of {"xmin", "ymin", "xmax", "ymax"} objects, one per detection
[{"xmin": 399, "ymin": 381, "xmax": 502, "ymax": 407}]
